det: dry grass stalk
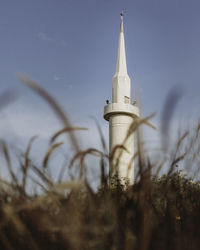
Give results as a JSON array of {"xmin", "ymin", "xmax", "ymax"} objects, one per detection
[
  {"xmin": 69, "ymin": 148, "xmax": 108, "ymax": 178},
  {"xmin": 109, "ymin": 113, "xmax": 155, "ymax": 181},
  {"xmin": 0, "ymin": 141, "xmax": 18, "ymax": 187},
  {"xmin": 43, "ymin": 141, "xmax": 64, "ymax": 169},
  {"xmin": 19, "ymin": 75, "xmax": 80, "ymax": 153},
  {"xmin": 50, "ymin": 127, "xmax": 88, "ymax": 144},
  {"xmin": 22, "ymin": 135, "xmax": 39, "ymax": 193},
  {"xmin": 92, "ymin": 117, "xmax": 108, "ymax": 153}
]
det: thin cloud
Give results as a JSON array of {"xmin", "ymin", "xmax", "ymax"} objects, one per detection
[
  {"xmin": 53, "ymin": 76, "xmax": 72, "ymax": 89},
  {"xmin": 38, "ymin": 32, "xmax": 54, "ymax": 42},
  {"xmin": 54, "ymin": 75, "xmax": 63, "ymax": 81},
  {"xmin": 37, "ymin": 32, "xmax": 67, "ymax": 47}
]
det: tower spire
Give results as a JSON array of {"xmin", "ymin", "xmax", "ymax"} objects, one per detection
[
  {"xmin": 120, "ymin": 11, "xmax": 124, "ymax": 33},
  {"xmin": 115, "ymin": 12, "xmax": 128, "ymax": 76}
]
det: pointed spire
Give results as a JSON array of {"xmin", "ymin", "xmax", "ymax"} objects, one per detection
[
  {"xmin": 115, "ymin": 12, "xmax": 128, "ymax": 76},
  {"xmin": 120, "ymin": 11, "xmax": 124, "ymax": 33}
]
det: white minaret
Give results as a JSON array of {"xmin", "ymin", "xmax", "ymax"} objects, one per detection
[{"xmin": 104, "ymin": 13, "xmax": 139, "ymax": 185}]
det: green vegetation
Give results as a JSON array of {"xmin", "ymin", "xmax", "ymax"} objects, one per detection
[{"xmin": 0, "ymin": 77, "xmax": 199, "ymax": 250}]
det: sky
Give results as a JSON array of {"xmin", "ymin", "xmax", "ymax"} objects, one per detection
[{"xmin": 0, "ymin": 0, "xmax": 200, "ymax": 181}]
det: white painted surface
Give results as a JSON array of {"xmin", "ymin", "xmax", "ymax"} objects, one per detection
[
  {"xmin": 104, "ymin": 103, "xmax": 139, "ymax": 121},
  {"xmin": 104, "ymin": 14, "xmax": 139, "ymax": 185},
  {"xmin": 109, "ymin": 114, "xmax": 135, "ymax": 184}
]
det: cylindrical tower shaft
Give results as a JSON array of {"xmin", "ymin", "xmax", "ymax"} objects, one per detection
[{"xmin": 109, "ymin": 115, "xmax": 134, "ymax": 183}]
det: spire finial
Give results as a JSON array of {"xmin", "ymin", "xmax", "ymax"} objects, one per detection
[
  {"xmin": 120, "ymin": 11, "xmax": 124, "ymax": 33},
  {"xmin": 120, "ymin": 11, "xmax": 123, "ymax": 19}
]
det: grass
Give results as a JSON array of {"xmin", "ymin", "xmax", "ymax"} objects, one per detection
[{"xmin": 0, "ymin": 76, "xmax": 199, "ymax": 249}]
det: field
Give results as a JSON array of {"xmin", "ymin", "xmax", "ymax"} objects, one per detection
[{"xmin": 0, "ymin": 77, "xmax": 199, "ymax": 250}]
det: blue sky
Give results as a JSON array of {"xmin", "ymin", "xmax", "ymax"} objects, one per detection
[{"xmin": 0, "ymin": 0, "xmax": 200, "ymax": 181}]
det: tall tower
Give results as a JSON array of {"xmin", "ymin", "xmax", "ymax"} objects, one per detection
[{"xmin": 104, "ymin": 13, "xmax": 139, "ymax": 185}]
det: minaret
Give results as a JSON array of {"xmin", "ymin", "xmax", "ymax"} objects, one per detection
[{"xmin": 104, "ymin": 13, "xmax": 139, "ymax": 185}]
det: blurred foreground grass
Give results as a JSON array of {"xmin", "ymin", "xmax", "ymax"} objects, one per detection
[{"xmin": 0, "ymin": 77, "xmax": 199, "ymax": 250}]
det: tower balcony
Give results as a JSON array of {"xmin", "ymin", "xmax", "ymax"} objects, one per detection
[{"xmin": 104, "ymin": 103, "xmax": 139, "ymax": 121}]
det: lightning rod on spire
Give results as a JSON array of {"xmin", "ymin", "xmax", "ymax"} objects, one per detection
[{"xmin": 120, "ymin": 11, "xmax": 124, "ymax": 33}]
